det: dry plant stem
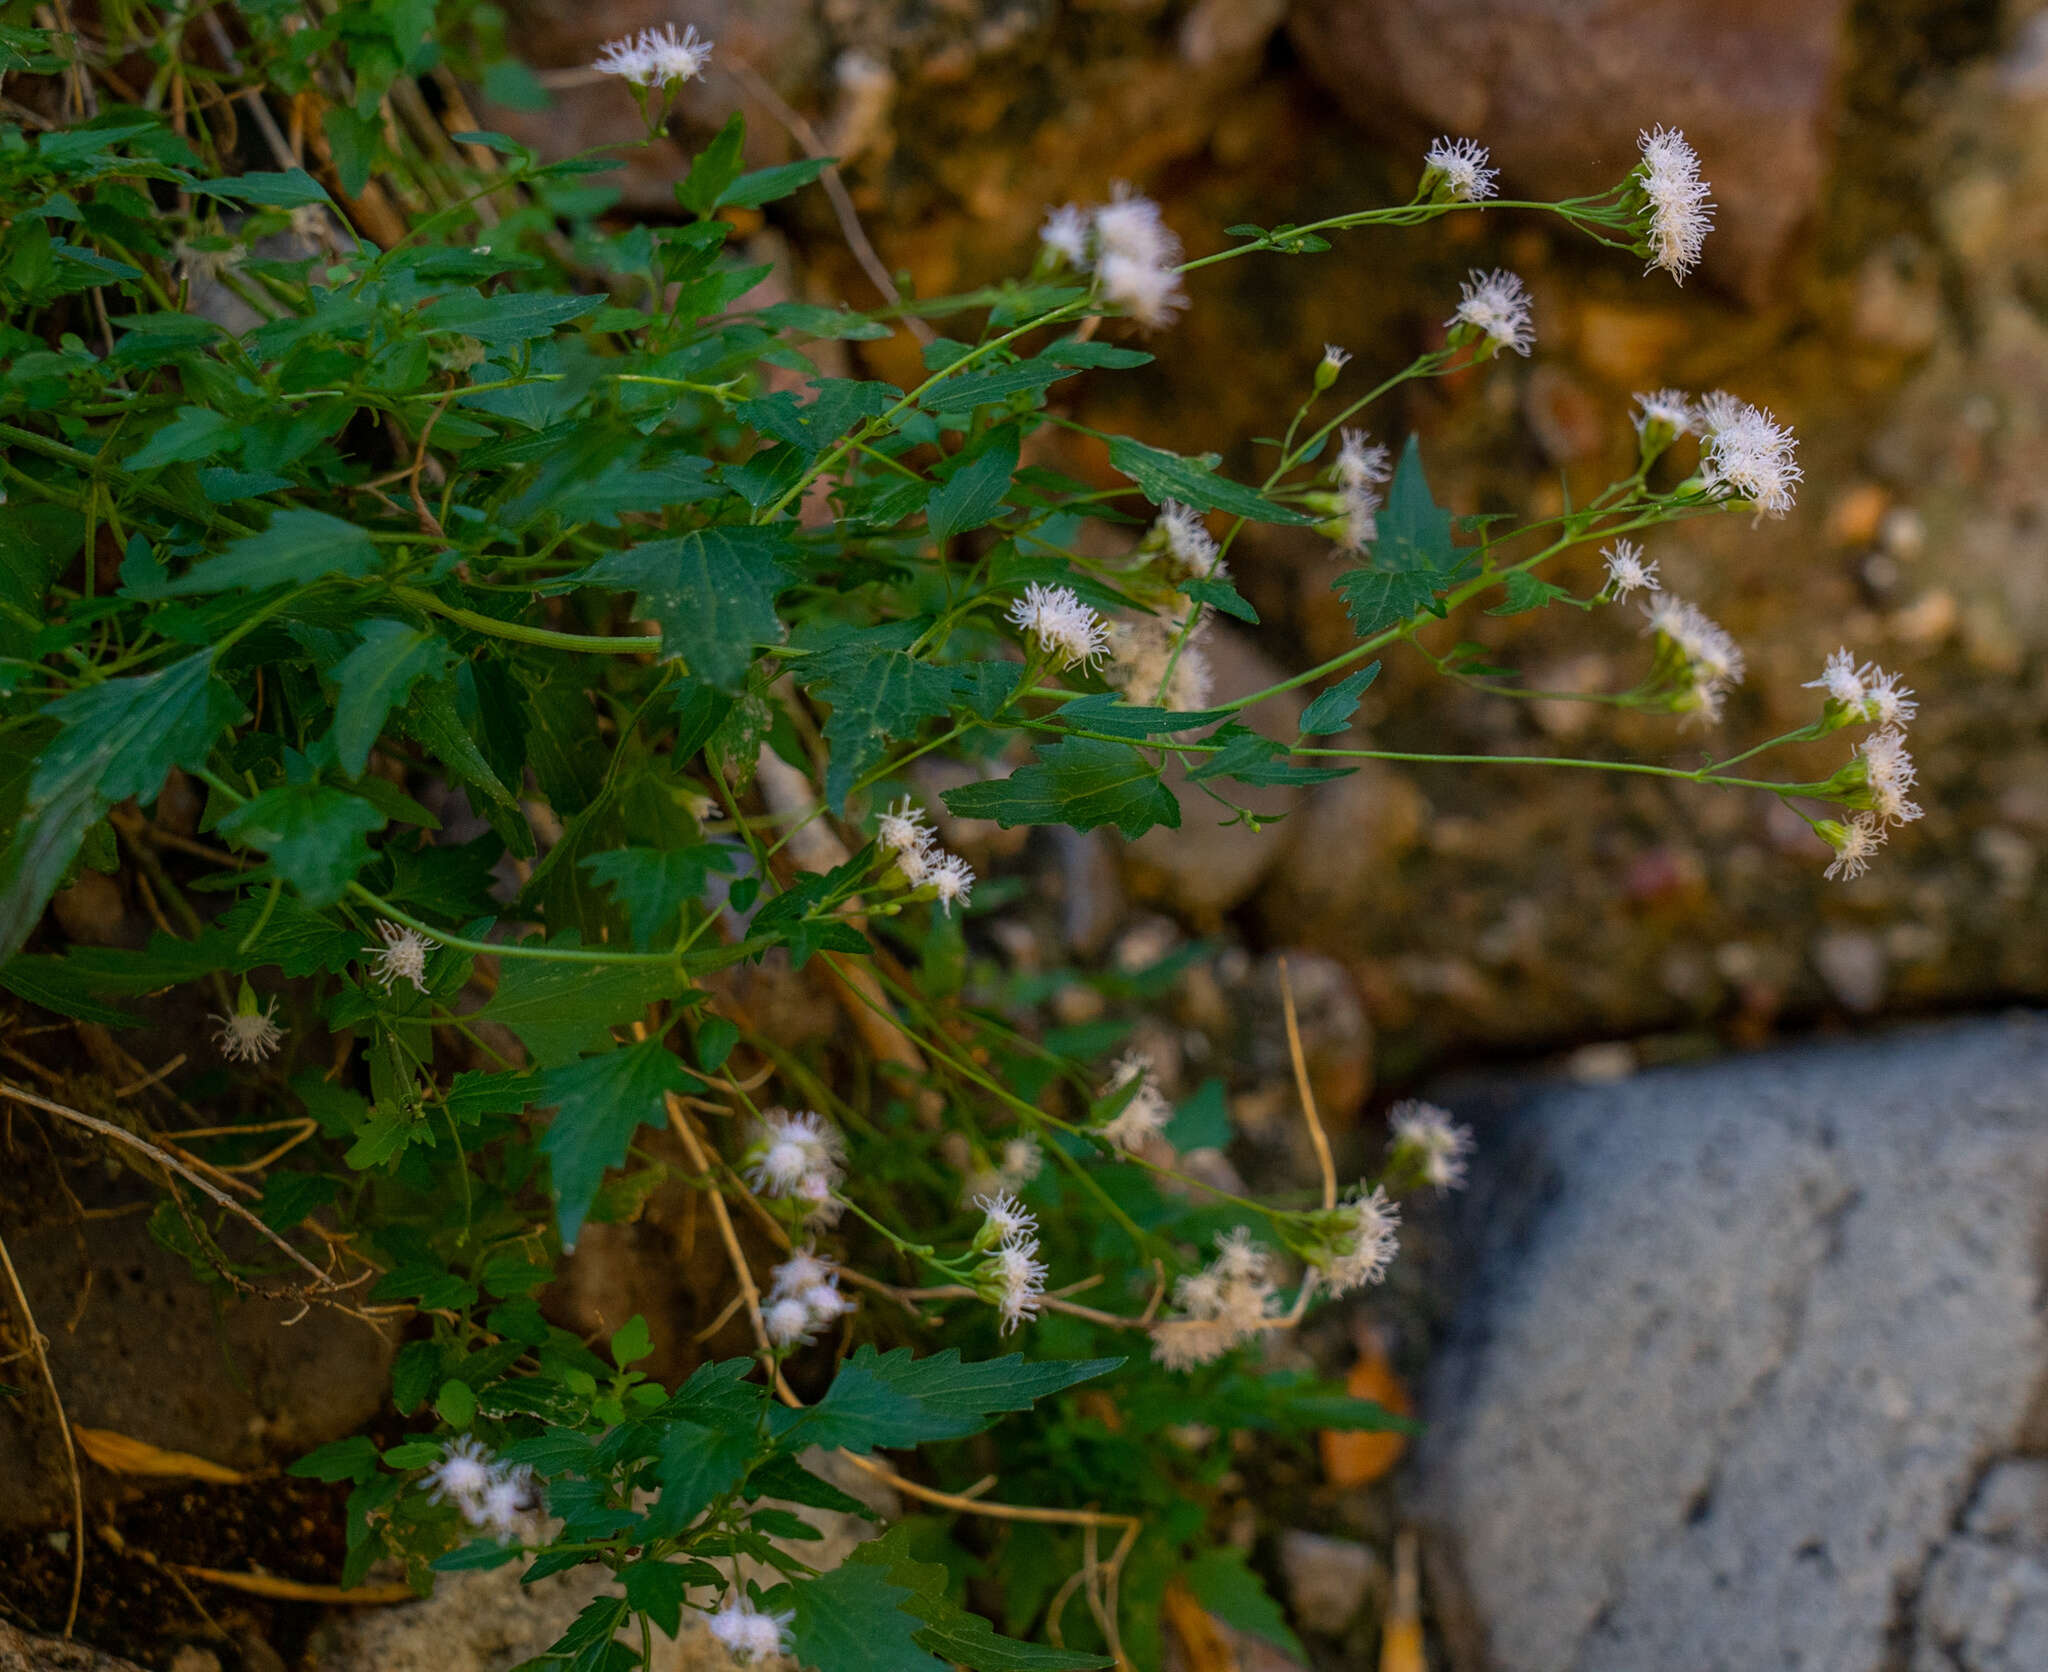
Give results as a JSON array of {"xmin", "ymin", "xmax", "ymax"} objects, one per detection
[
  {"xmin": 0, "ymin": 1223, "xmax": 83, "ymax": 1636},
  {"xmin": 1277, "ymin": 956, "xmax": 1338, "ymax": 1211},
  {"xmin": 0, "ymin": 1081, "xmax": 339, "ymax": 1291}
]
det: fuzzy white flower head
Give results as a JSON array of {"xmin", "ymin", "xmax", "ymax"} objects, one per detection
[
  {"xmin": 976, "ymin": 1189, "xmax": 1036, "ymax": 1245},
  {"xmin": 876, "ymin": 796, "xmax": 933, "ymax": 857},
  {"xmin": 1096, "ymin": 251, "xmax": 1187, "ymax": 330},
  {"xmin": 1159, "ymin": 639, "xmax": 1213, "ymax": 713},
  {"xmin": 212, "ymin": 994, "xmax": 284, "ymax": 1064},
  {"xmin": 1602, "ymin": 539, "xmax": 1659, "ymax": 599},
  {"xmin": 1632, "ymin": 388, "xmax": 1694, "ymax": 440},
  {"xmin": 1424, "ymin": 135, "xmax": 1499, "ymax": 202},
  {"xmin": 769, "ymin": 1247, "xmax": 834, "ymax": 1299},
  {"xmin": 1691, "ymin": 389, "xmax": 1744, "ymax": 439},
  {"xmin": 1007, "ymin": 582, "xmax": 1109, "ymax": 669},
  {"xmin": 1156, "ymin": 501, "xmax": 1224, "ymax": 578},
  {"xmin": 1699, "ymin": 399, "xmax": 1801, "ymax": 518},
  {"xmin": 929, "ymin": 851, "xmax": 976, "ymax": 914},
  {"xmin": 1447, "ymin": 268, "xmax": 1535, "ymax": 357},
  {"xmin": 478, "ymin": 1465, "xmax": 541, "ymax": 1542},
  {"xmin": 1335, "ymin": 429, "xmax": 1393, "ymax": 491},
  {"xmin": 1098, "ymin": 1051, "xmax": 1174, "ymax": 1152},
  {"xmin": 999, "ymin": 1136, "xmax": 1043, "ymax": 1184},
  {"xmin": 1318, "ymin": 344, "xmax": 1353, "ymax": 389},
  {"xmin": 1858, "ymin": 727, "xmax": 1923, "ymax": 825},
  {"xmin": 1865, "ymin": 667, "xmax": 1918, "ymax": 728},
  {"xmin": 595, "ymin": 23, "xmax": 713, "ymax": 88},
  {"xmin": 1824, "ymin": 812, "xmax": 1887, "ymax": 881},
  {"xmin": 363, "ymin": 920, "xmax": 436, "ymax": 994},
  {"xmin": 992, "ymin": 1235, "xmax": 1047, "ymax": 1333},
  {"xmin": 1641, "ymin": 591, "xmax": 1745, "ymax": 721},
  {"xmin": 1149, "ymin": 1316, "xmax": 1243, "ymax": 1370},
  {"xmin": 1094, "ymin": 184, "xmax": 1179, "ymax": 270},
  {"xmin": 1389, "ymin": 1099, "xmax": 1474, "ymax": 1191},
  {"xmin": 1635, "ymin": 126, "xmax": 1714, "ymax": 283},
  {"xmin": 425, "ymin": 1436, "xmax": 494, "ymax": 1513},
  {"xmin": 745, "ymin": 1108, "xmax": 845, "ymax": 1210},
  {"xmin": 764, "ymin": 1295, "xmax": 814, "ymax": 1347},
  {"xmin": 707, "ymin": 1598, "xmax": 793, "ymax": 1664},
  {"xmin": 1341, "ymin": 481, "xmax": 1383, "ymax": 551},
  {"xmin": 1040, "ymin": 203, "xmax": 1092, "ymax": 269},
  {"xmin": 1322, "ymin": 1186, "xmax": 1401, "ymax": 1297},
  {"xmin": 1805, "ymin": 648, "xmax": 1868, "ymax": 710},
  {"xmin": 1211, "ymin": 1225, "xmax": 1269, "ymax": 1286}
]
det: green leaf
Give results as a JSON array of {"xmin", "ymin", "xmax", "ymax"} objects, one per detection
[
  {"xmin": 677, "ymin": 112, "xmax": 746, "ymax": 216},
  {"xmin": 1181, "ymin": 575, "xmax": 1257, "ymax": 623},
  {"xmin": 942, "ymin": 738, "xmax": 1180, "ymax": 840},
  {"xmin": 190, "ymin": 168, "xmax": 330, "ymax": 206},
  {"xmin": 805, "ymin": 645, "xmax": 959, "ymax": 811},
  {"xmin": 579, "ymin": 846, "xmax": 736, "ymax": 950},
  {"xmin": 419, "ymin": 289, "xmax": 604, "ymax": 344},
  {"xmin": 536, "ymin": 1039, "xmax": 699, "ymax": 1247},
  {"xmin": 475, "ymin": 956, "xmax": 689, "ymax": 1068},
  {"xmin": 1487, "ymin": 569, "xmax": 1573, "ymax": 615},
  {"xmin": 390, "ymin": 1339, "xmax": 442, "ymax": 1414},
  {"xmin": 288, "ymin": 1435, "xmax": 380, "ymax": 1483},
  {"xmin": 786, "ymin": 1562, "xmax": 944, "ymax": 1672},
  {"xmin": 1331, "ymin": 566, "xmax": 1442, "ymax": 640},
  {"xmin": 779, "ymin": 1347, "xmax": 1120, "ymax": 1454},
  {"xmin": 579, "ymin": 527, "xmax": 791, "ymax": 691},
  {"xmin": 328, "ymin": 620, "xmax": 455, "ymax": 779},
  {"xmin": 1372, "ymin": 434, "xmax": 1461, "ymax": 575},
  {"xmin": 218, "ymin": 785, "xmax": 385, "ymax": 908},
  {"xmin": 1041, "ymin": 338, "xmax": 1152, "ymax": 370},
  {"xmin": 717, "ymin": 156, "xmax": 831, "ymax": 210},
  {"xmin": 127, "ymin": 405, "xmax": 236, "ymax": 470},
  {"xmin": 1106, "ymin": 436, "xmax": 1314, "ymax": 525},
  {"xmin": 847, "ymin": 1527, "xmax": 1114, "ymax": 1671},
  {"xmin": 611, "ymin": 1315, "xmax": 654, "ymax": 1367},
  {"xmin": 1181, "ymin": 1549, "xmax": 1303, "ymax": 1659},
  {"xmin": 0, "ymin": 957, "xmax": 139, "ymax": 1026},
  {"xmin": 218, "ymin": 891, "xmax": 360, "ymax": 975},
  {"xmin": 926, "ymin": 425, "xmax": 1019, "ymax": 541},
  {"xmin": 1297, "ymin": 663, "xmax": 1381, "ymax": 734},
  {"xmin": 399, "ymin": 677, "xmax": 520, "ymax": 813},
  {"xmin": 1, "ymin": 655, "xmax": 240, "ymax": 962},
  {"xmin": 166, "ymin": 510, "xmax": 377, "ymax": 596},
  {"xmin": 1187, "ymin": 725, "xmax": 1350, "ymax": 788},
  {"xmin": 642, "ymin": 1419, "xmax": 756, "ymax": 1538}
]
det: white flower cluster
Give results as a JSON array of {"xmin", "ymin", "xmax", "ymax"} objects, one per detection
[
  {"xmin": 1640, "ymin": 590, "xmax": 1747, "ymax": 723},
  {"xmin": 1805, "ymin": 648, "xmax": 1918, "ymax": 730},
  {"xmin": 706, "ymin": 1596, "xmax": 794, "ymax": 1664},
  {"xmin": 425, "ymin": 1437, "xmax": 542, "ymax": 1544},
  {"xmin": 1106, "ymin": 611, "xmax": 1211, "ymax": 711},
  {"xmin": 1039, "ymin": 185, "xmax": 1187, "ymax": 329},
  {"xmin": 593, "ymin": 22, "xmax": 713, "ymax": 88},
  {"xmin": 743, "ymin": 1108, "xmax": 845, "ymax": 1223},
  {"xmin": 1097, "ymin": 1050, "xmax": 1174, "ymax": 1153},
  {"xmin": 1822, "ymin": 724, "xmax": 1923, "ymax": 880},
  {"xmin": 1317, "ymin": 1186, "xmax": 1401, "ymax": 1297},
  {"xmin": 1634, "ymin": 126, "xmax": 1714, "ymax": 284},
  {"xmin": 1153, "ymin": 501, "xmax": 1224, "ymax": 581},
  {"xmin": 1389, "ymin": 1100, "xmax": 1473, "ymax": 1192},
  {"xmin": 1008, "ymin": 581, "xmax": 1110, "ymax": 670},
  {"xmin": 212, "ymin": 993, "xmax": 283, "ymax": 1064},
  {"xmin": 961, "ymin": 1136, "xmax": 1044, "ymax": 1204},
  {"xmin": 363, "ymin": 919, "xmax": 436, "ymax": 994},
  {"xmin": 1629, "ymin": 388, "xmax": 1803, "ymax": 519},
  {"xmin": 762, "ymin": 1246, "xmax": 853, "ymax": 1348},
  {"xmin": 1333, "ymin": 428, "xmax": 1394, "ymax": 549},
  {"xmin": 1150, "ymin": 1228, "xmax": 1279, "ymax": 1371},
  {"xmin": 875, "ymin": 797, "xmax": 975, "ymax": 913},
  {"xmin": 1601, "ymin": 538, "xmax": 1658, "ymax": 599},
  {"xmin": 1446, "ymin": 268, "xmax": 1535, "ymax": 358},
  {"xmin": 971, "ymin": 1190, "xmax": 1047, "ymax": 1332},
  {"xmin": 1423, "ymin": 136, "xmax": 1499, "ymax": 202}
]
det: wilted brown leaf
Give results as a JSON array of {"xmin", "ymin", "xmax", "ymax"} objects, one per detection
[
  {"xmin": 73, "ymin": 1427, "xmax": 245, "ymax": 1484},
  {"xmin": 1318, "ymin": 1335, "xmax": 1413, "ymax": 1487}
]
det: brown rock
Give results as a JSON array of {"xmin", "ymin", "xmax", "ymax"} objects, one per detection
[{"xmin": 1287, "ymin": 0, "xmax": 1854, "ymax": 300}]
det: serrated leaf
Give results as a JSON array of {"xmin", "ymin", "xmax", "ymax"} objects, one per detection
[
  {"xmin": 641, "ymin": 1418, "xmax": 756, "ymax": 1538},
  {"xmin": 1331, "ymin": 567, "xmax": 1442, "ymax": 640},
  {"xmin": 1187, "ymin": 726, "xmax": 1351, "ymax": 788},
  {"xmin": 166, "ymin": 510, "xmax": 377, "ymax": 596},
  {"xmin": 717, "ymin": 156, "xmax": 831, "ymax": 209},
  {"xmin": 1297, "ymin": 662, "xmax": 1381, "ymax": 735},
  {"xmin": 926, "ymin": 425, "xmax": 1019, "ymax": 541},
  {"xmin": 579, "ymin": 527, "xmax": 792, "ymax": 690},
  {"xmin": 943, "ymin": 738, "xmax": 1180, "ymax": 840},
  {"xmin": 1373, "ymin": 434, "xmax": 1460, "ymax": 574},
  {"xmin": 677, "ymin": 111, "xmax": 746, "ymax": 216},
  {"xmin": 536, "ymin": 1039, "xmax": 700, "ymax": 1247},
  {"xmin": 847, "ymin": 1527, "xmax": 1113, "ymax": 1671},
  {"xmin": 579, "ymin": 845, "xmax": 737, "ymax": 949},
  {"xmin": 399, "ymin": 677, "xmax": 519, "ymax": 812},
  {"xmin": 805, "ymin": 645, "xmax": 959, "ymax": 810},
  {"xmin": 1181, "ymin": 575, "xmax": 1257, "ymax": 623},
  {"xmin": 419, "ymin": 288, "xmax": 603, "ymax": 344},
  {"xmin": 1051, "ymin": 693, "xmax": 1233, "ymax": 739},
  {"xmin": 1487, "ymin": 569, "xmax": 1573, "ymax": 615},
  {"xmin": 786, "ymin": 1561, "xmax": 944, "ymax": 1672},
  {"xmin": 776, "ymin": 1347, "xmax": 1120, "ymax": 1454},
  {"xmin": 127, "ymin": 405, "xmax": 236, "ymax": 470},
  {"xmin": 1106, "ymin": 436, "xmax": 1314, "ymax": 526},
  {"xmin": 190, "ymin": 168, "xmax": 330, "ymax": 206},
  {"xmin": 476, "ymin": 957, "xmax": 689, "ymax": 1068},
  {"xmin": 218, "ymin": 785, "xmax": 384, "ymax": 908},
  {"xmin": 1181, "ymin": 1549, "xmax": 1304, "ymax": 1659},
  {"xmin": 328, "ymin": 620, "xmax": 455, "ymax": 779}
]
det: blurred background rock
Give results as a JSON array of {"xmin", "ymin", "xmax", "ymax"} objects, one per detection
[{"xmin": 475, "ymin": 0, "xmax": 2048, "ymax": 1087}]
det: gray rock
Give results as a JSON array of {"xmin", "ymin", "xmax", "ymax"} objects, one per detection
[
  {"xmin": 1412, "ymin": 1016, "xmax": 2048, "ymax": 1672},
  {"xmin": 0, "ymin": 1622, "xmax": 148, "ymax": 1672},
  {"xmin": 1279, "ymin": 1528, "xmax": 1382, "ymax": 1636}
]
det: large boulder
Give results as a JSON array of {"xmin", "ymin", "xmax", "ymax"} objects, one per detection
[{"xmin": 1412, "ymin": 1015, "xmax": 2048, "ymax": 1671}]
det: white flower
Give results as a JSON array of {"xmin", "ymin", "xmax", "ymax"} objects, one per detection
[
  {"xmin": 1447, "ymin": 268, "xmax": 1534, "ymax": 357},
  {"xmin": 1094, "ymin": 184, "xmax": 1179, "ymax": 270},
  {"xmin": 1641, "ymin": 591, "xmax": 1746, "ymax": 722},
  {"xmin": 1635, "ymin": 126, "xmax": 1714, "ymax": 283},
  {"xmin": 1159, "ymin": 639, "xmax": 1213, "ymax": 713},
  {"xmin": 363, "ymin": 920, "xmax": 436, "ymax": 994},
  {"xmin": 1340, "ymin": 482, "xmax": 1382, "ymax": 551},
  {"xmin": 998, "ymin": 1136, "xmax": 1043, "ymax": 1184},
  {"xmin": 478, "ymin": 1465, "xmax": 541, "ymax": 1542},
  {"xmin": 1424, "ymin": 135, "xmax": 1499, "ymax": 201},
  {"xmin": 929, "ymin": 851, "xmax": 976, "ymax": 914},
  {"xmin": 594, "ymin": 22, "xmax": 712, "ymax": 87},
  {"xmin": 1211, "ymin": 1225, "xmax": 1268, "ymax": 1287},
  {"xmin": 1319, "ymin": 343, "xmax": 1353, "ymax": 382},
  {"xmin": 1335, "ymin": 429, "xmax": 1392, "ymax": 491},
  {"xmin": 1007, "ymin": 581, "xmax": 1109, "ymax": 669},
  {"xmin": 1866, "ymin": 667, "xmax": 1918, "ymax": 727},
  {"xmin": 975, "ymin": 1189, "xmax": 1036, "ymax": 1244},
  {"xmin": 1155, "ymin": 501, "xmax": 1223, "ymax": 579},
  {"xmin": 211, "ymin": 994, "xmax": 283, "ymax": 1064},
  {"xmin": 1150, "ymin": 1316, "xmax": 1244, "ymax": 1370},
  {"xmin": 1602, "ymin": 539, "xmax": 1659, "ymax": 599},
  {"xmin": 1632, "ymin": 388, "xmax": 1694, "ymax": 439},
  {"xmin": 1806, "ymin": 646, "xmax": 1868, "ymax": 710},
  {"xmin": 1692, "ymin": 389, "xmax": 1745, "ymax": 438},
  {"xmin": 1389, "ymin": 1099, "xmax": 1473, "ymax": 1191},
  {"xmin": 1096, "ymin": 251, "xmax": 1187, "ymax": 329},
  {"xmin": 1040, "ymin": 203, "xmax": 1091, "ymax": 268},
  {"xmin": 991, "ymin": 1235, "xmax": 1047, "ymax": 1332},
  {"xmin": 706, "ymin": 1598, "xmax": 793, "ymax": 1663},
  {"xmin": 1824, "ymin": 812, "xmax": 1887, "ymax": 881},
  {"xmin": 1698, "ymin": 398, "xmax": 1801, "ymax": 518},
  {"xmin": 1150, "ymin": 1228, "xmax": 1279, "ymax": 1370},
  {"xmin": 1321, "ymin": 1187, "xmax": 1401, "ymax": 1296},
  {"xmin": 425, "ymin": 1437, "xmax": 495, "ymax": 1516},
  {"xmin": 764, "ymin": 1248, "xmax": 850, "ymax": 1346},
  {"xmin": 1858, "ymin": 727, "xmax": 1923, "ymax": 826},
  {"xmin": 876, "ymin": 796, "xmax": 933, "ymax": 857},
  {"xmin": 1098, "ymin": 1051, "xmax": 1174, "ymax": 1153},
  {"xmin": 1107, "ymin": 610, "xmax": 1208, "ymax": 709},
  {"xmin": 768, "ymin": 1247, "xmax": 834, "ymax": 1297},
  {"xmin": 763, "ymin": 1295, "xmax": 814, "ymax": 1347},
  {"xmin": 744, "ymin": 1109, "xmax": 845, "ymax": 1217}
]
